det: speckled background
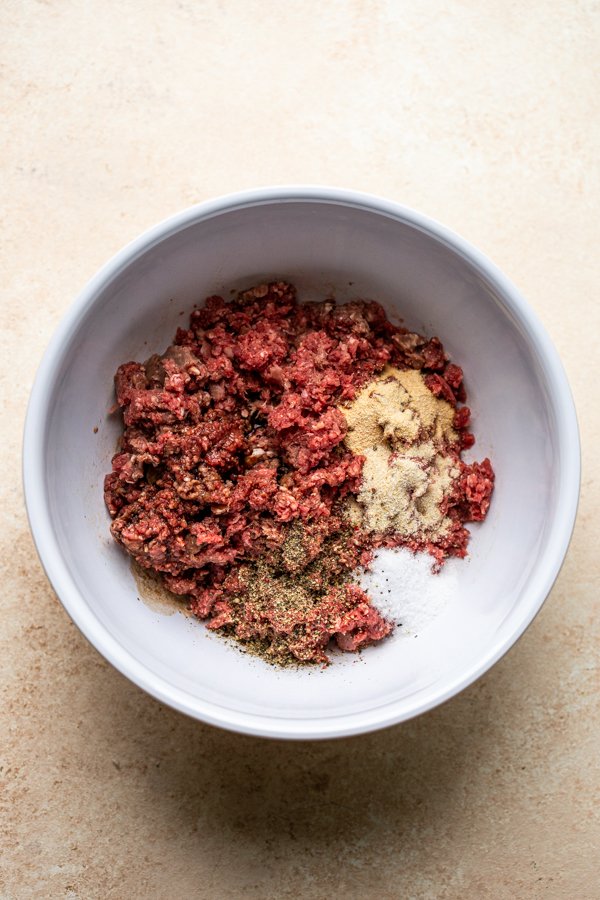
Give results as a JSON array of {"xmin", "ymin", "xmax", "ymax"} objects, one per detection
[{"xmin": 1, "ymin": 2, "xmax": 599, "ymax": 897}]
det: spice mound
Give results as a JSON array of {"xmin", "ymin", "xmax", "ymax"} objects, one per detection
[
  {"xmin": 104, "ymin": 281, "xmax": 494, "ymax": 666},
  {"xmin": 342, "ymin": 366, "xmax": 489, "ymax": 563}
]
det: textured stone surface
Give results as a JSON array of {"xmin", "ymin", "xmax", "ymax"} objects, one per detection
[{"xmin": 1, "ymin": 2, "xmax": 599, "ymax": 897}]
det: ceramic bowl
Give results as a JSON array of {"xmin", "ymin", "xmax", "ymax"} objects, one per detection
[{"xmin": 23, "ymin": 187, "xmax": 580, "ymax": 739}]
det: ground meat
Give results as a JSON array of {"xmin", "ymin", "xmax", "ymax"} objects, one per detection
[{"xmin": 104, "ymin": 281, "xmax": 494, "ymax": 665}]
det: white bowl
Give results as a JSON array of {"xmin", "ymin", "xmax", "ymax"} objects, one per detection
[{"xmin": 23, "ymin": 187, "xmax": 580, "ymax": 739}]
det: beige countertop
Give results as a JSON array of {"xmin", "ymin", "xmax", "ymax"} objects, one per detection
[{"xmin": 1, "ymin": 2, "xmax": 599, "ymax": 897}]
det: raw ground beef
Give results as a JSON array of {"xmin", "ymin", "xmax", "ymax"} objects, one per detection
[{"xmin": 104, "ymin": 281, "xmax": 494, "ymax": 665}]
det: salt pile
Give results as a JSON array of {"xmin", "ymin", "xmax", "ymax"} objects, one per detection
[{"xmin": 361, "ymin": 547, "xmax": 459, "ymax": 634}]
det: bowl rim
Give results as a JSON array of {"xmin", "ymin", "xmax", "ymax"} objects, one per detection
[{"xmin": 22, "ymin": 185, "xmax": 581, "ymax": 740}]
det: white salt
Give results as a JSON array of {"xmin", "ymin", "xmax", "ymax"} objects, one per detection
[{"xmin": 360, "ymin": 547, "xmax": 459, "ymax": 634}]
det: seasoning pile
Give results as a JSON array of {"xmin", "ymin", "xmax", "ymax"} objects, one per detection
[
  {"xmin": 104, "ymin": 282, "xmax": 494, "ymax": 666},
  {"xmin": 343, "ymin": 365, "xmax": 491, "ymax": 564}
]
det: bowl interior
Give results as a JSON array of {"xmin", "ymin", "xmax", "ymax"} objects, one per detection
[{"xmin": 32, "ymin": 197, "xmax": 573, "ymax": 737}]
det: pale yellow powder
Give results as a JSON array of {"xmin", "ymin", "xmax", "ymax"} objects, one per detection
[
  {"xmin": 341, "ymin": 366, "xmax": 460, "ymax": 538},
  {"xmin": 344, "ymin": 366, "xmax": 457, "ymax": 454}
]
